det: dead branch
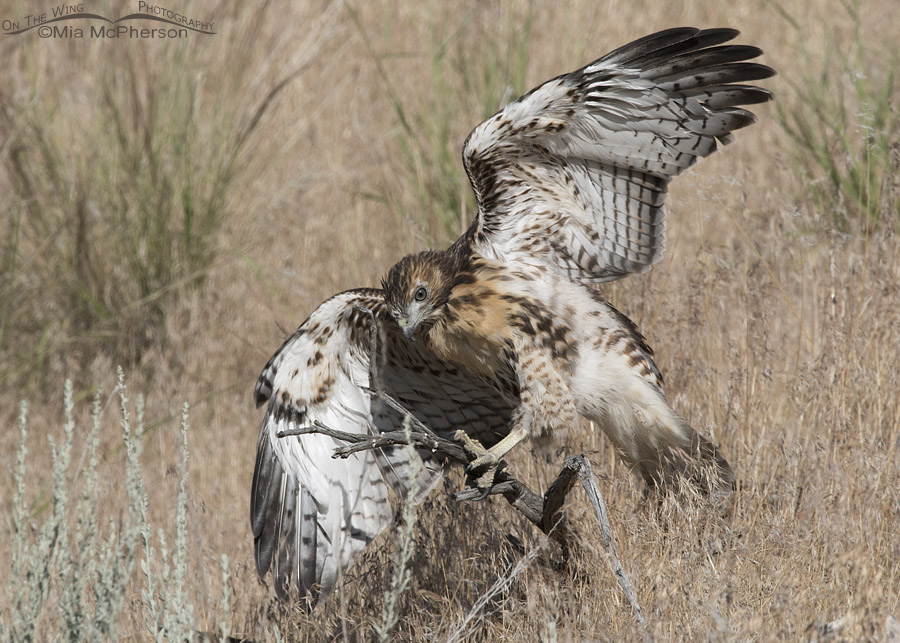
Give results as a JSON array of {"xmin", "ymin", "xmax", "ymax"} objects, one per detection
[
  {"xmin": 276, "ymin": 421, "xmax": 466, "ymax": 460},
  {"xmin": 568, "ymin": 455, "xmax": 645, "ymax": 625}
]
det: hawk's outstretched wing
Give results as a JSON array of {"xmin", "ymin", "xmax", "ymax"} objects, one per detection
[
  {"xmin": 461, "ymin": 27, "xmax": 774, "ymax": 283},
  {"xmin": 251, "ymin": 289, "xmax": 516, "ymax": 602}
]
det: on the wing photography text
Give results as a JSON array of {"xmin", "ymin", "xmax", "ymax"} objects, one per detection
[{"xmin": 2, "ymin": 2, "xmax": 216, "ymax": 39}]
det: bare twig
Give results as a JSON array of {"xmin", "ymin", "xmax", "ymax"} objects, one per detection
[
  {"xmin": 568, "ymin": 455, "xmax": 645, "ymax": 625},
  {"xmin": 276, "ymin": 420, "xmax": 466, "ymax": 459},
  {"xmin": 362, "ymin": 386, "xmax": 441, "ymax": 439},
  {"xmin": 445, "ymin": 534, "xmax": 551, "ymax": 643}
]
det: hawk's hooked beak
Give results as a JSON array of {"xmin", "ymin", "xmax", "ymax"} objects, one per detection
[{"xmin": 397, "ymin": 317, "xmax": 416, "ymax": 342}]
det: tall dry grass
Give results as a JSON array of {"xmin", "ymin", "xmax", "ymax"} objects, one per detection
[{"xmin": 2, "ymin": 0, "xmax": 899, "ymax": 640}]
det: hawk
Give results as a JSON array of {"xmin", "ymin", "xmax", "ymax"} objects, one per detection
[{"xmin": 251, "ymin": 27, "xmax": 773, "ymax": 603}]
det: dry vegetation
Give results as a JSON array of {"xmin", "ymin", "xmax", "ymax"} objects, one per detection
[{"xmin": 2, "ymin": 0, "xmax": 899, "ymax": 640}]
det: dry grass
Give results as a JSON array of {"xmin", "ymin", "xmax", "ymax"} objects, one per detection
[{"xmin": 2, "ymin": 0, "xmax": 899, "ymax": 640}]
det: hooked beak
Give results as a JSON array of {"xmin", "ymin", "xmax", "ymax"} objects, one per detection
[{"xmin": 397, "ymin": 317, "xmax": 416, "ymax": 342}]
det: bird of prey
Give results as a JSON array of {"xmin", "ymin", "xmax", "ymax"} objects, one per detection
[{"xmin": 251, "ymin": 27, "xmax": 773, "ymax": 603}]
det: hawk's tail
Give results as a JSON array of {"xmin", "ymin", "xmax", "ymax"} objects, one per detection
[
  {"xmin": 629, "ymin": 416, "xmax": 734, "ymax": 496},
  {"xmin": 594, "ymin": 382, "xmax": 734, "ymax": 496}
]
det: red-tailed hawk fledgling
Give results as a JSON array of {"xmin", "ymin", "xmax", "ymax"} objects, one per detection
[{"xmin": 252, "ymin": 27, "xmax": 773, "ymax": 603}]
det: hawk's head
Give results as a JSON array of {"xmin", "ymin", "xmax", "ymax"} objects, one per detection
[{"xmin": 382, "ymin": 250, "xmax": 462, "ymax": 342}]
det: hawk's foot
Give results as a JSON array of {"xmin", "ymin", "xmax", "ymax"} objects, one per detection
[
  {"xmin": 470, "ymin": 463, "xmax": 502, "ymax": 489},
  {"xmin": 453, "ymin": 430, "xmax": 488, "ymax": 459},
  {"xmin": 453, "ymin": 430, "xmax": 507, "ymax": 490},
  {"xmin": 467, "ymin": 449, "xmax": 499, "ymax": 472}
]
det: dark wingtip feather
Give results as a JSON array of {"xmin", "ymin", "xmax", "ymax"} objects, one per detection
[
  {"xmin": 694, "ymin": 27, "xmax": 741, "ymax": 47},
  {"xmin": 680, "ymin": 85, "xmax": 774, "ymax": 109},
  {"xmin": 272, "ymin": 473, "xmax": 299, "ymax": 600},
  {"xmin": 254, "ymin": 371, "xmax": 274, "ymax": 408},
  {"xmin": 599, "ymin": 27, "xmax": 700, "ymax": 66},
  {"xmin": 753, "ymin": 63, "xmax": 777, "ymax": 80},
  {"xmin": 597, "ymin": 28, "xmax": 778, "ymax": 95},
  {"xmin": 656, "ymin": 62, "xmax": 776, "ymax": 94},
  {"xmin": 251, "ymin": 436, "xmax": 283, "ymax": 579},
  {"xmin": 641, "ymin": 44, "xmax": 766, "ymax": 81},
  {"xmin": 600, "ymin": 27, "xmax": 746, "ymax": 69},
  {"xmin": 725, "ymin": 107, "xmax": 760, "ymax": 130},
  {"xmin": 253, "ymin": 491, "xmax": 279, "ymax": 579},
  {"xmin": 250, "ymin": 429, "xmax": 280, "ymax": 539}
]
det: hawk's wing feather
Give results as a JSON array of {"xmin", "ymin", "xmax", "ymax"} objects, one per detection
[
  {"xmin": 251, "ymin": 289, "xmax": 516, "ymax": 602},
  {"xmin": 461, "ymin": 27, "xmax": 774, "ymax": 283},
  {"xmin": 600, "ymin": 26, "xmax": 739, "ymax": 65}
]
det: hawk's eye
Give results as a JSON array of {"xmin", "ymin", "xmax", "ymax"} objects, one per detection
[{"xmin": 413, "ymin": 286, "xmax": 428, "ymax": 302}]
